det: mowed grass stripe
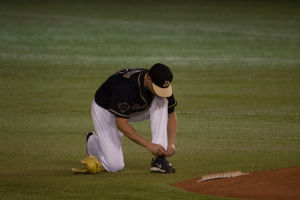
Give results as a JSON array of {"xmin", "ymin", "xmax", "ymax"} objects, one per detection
[{"xmin": 1, "ymin": 1, "xmax": 300, "ymax": 200}]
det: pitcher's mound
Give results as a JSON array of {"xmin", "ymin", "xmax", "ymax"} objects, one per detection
[{"xmin": 173, "ymin": 167, "xmax": 300, "ymax": 200}]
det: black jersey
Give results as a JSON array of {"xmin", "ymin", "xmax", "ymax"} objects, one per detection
[{"xmin": 94, "ymin": 68, "xmax": 177, "ymax": 118}]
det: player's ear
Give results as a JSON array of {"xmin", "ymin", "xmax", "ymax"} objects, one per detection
[{"xmin": 146, "ymin": 72, "xmax": 152, "ymax": 82}]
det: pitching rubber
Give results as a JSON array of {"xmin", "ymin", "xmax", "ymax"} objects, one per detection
[{"xmin": 197, "ymin": 171, "xmax": 248, "ymax": 182}]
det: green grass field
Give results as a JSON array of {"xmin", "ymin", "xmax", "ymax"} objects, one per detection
[{"xmin": 1, "ymin": 1, "xmax": 300, "ymax": 199}]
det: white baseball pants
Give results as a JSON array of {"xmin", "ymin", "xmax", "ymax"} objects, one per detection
[{"xmin": 87, "ymin": 96, "xmax": 168, "ymax": 172}]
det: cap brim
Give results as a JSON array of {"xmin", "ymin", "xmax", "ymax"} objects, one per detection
[{"xmin": 152, "ymin": 83, "xmax": 172, "ymax": 98}]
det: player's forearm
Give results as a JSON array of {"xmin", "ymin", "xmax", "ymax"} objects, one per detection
[
  {"xmin": 167, "ymin": 111, "xmax": 177, "ymax": 146},
  {"xmin": 116, "ymin": 118, "xmax": 150, "ymax": 148}
]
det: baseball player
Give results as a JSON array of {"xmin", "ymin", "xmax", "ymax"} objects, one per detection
[{"xmin": 73, "ymin": 63, "xmax": 177, "ymax": 174}]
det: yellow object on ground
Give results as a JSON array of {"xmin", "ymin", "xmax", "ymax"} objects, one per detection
[{"xmin": 72, "ymin": 156, "xmax": 105, "ymax": 174}]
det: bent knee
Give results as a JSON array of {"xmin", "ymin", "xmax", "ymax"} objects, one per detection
[{"xmin": 104, "ymin": 159, "xmax": 124, "ymax": 172}]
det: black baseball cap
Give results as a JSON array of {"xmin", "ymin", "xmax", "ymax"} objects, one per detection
[{"xmin": 149, "ymin": 63, "xmax": 173, "ymax": 97}]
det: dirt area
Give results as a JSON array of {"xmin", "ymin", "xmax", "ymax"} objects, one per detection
[{"xmin": 173, "ymin": 167, "xmax": 300, "ymax": 200}]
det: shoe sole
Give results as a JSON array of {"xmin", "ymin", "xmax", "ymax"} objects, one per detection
[
  {"xmin": 86, "ymin": 131, "xmax": 94, "ymax": 156},
  {"xmin": 150, "ymin": 167, "xmax": 167, "ymax": 173},
  {"xmin": 150, "ymin": 167, "xmax": 176, "ymax": 174},
  {"xmin": 86, "ymin": 131, "xmax": 94, "ymax": 142}
]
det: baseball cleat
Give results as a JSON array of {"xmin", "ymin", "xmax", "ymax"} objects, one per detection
[
  {"xmin": 86, "ymin": 131, "xmax": 95, "ymax": 156},
  {"xmin": 150, "ymin": 156, "xmax": 176, "ymax": 174}
]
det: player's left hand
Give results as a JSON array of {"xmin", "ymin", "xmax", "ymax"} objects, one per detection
[{"xmin": 166, "ymin": 144, "xmax": 176, "ymax": 157}]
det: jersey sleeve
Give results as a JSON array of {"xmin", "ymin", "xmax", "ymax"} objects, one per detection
[
  {"xmin": 167, "ymin": 94, "xmax": 177, "ymax": 114},
  {"xmin": 108, "ymin": 82, "xmax": 136, "ymax": 118}
]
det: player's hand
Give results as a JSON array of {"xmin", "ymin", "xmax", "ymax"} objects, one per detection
[
  {"xmin": 146, "ymin": 143, "xmax": 167, "ymax": 156},
  {"xmin": 166, "ymin": 144, "xmax": 176, "ymax": 157}
]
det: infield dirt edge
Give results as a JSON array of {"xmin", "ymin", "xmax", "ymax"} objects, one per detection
[{"xmin": 172, "ymin": 166, "xmax": 300, "ymax": 200}]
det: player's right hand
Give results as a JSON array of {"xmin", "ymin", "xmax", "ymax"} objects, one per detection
[
  {"xmin": 146, "ymin": 143, "xmax": 167, "ymax": 156},
  {"xmin": 165, "ymin": 144, "xmax": 176, "ymax": 157}
]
